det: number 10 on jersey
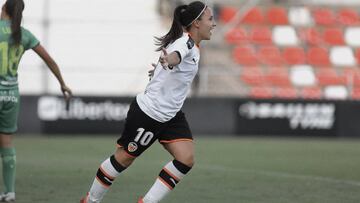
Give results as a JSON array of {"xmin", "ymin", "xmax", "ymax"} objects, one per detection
[{"xmin": 135, "ymin": 128, "xmax": 154, "ymax": 146}]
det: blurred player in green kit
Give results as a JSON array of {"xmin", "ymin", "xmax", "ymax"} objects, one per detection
[{"xmin": 0, "ymin": 0, "xmax": 72, "ymax": 201}]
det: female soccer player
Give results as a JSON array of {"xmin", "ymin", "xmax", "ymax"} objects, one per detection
[
  {"xmin": 81, "ymin": 1, "xmax": 216, "ymax": 203},
  {"xmin": 0, "ymin": 0, "xmax": 72, "ymax": 201}
]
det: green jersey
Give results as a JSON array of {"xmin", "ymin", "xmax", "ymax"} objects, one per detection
[{"xmin": 0, "ymin": 20, "xmax": 39, "ymax": 90}]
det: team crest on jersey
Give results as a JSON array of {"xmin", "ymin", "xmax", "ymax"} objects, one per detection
[
  {"xmin": 128, "ymin": 142, "xmax": 138, "ymax": 152},
  {"xmin": 186, "ymin": 37, "xmax": 195, "ymax": 49}
]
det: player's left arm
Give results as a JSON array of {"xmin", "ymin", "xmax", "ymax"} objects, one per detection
[
  {"xmin": 32, "ymin": 44, "xmax": 72, "ymax": 100},
  {"xmin": 148, "ymin": 48, "xmax": 180, "ymax": 80},
  {"xmin": 159, "ymin": 48, "xmax": 181, "ymax": 69}
]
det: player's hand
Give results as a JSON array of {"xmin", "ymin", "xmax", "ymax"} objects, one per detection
[
  {"xmin": 61, "ymin": 85, "xmax": 72, "ymax": 110},
  {"xmin": 61, "ymin": 85, "xmax": 72, "ymax": 101},
  {"xmin": 159, "ymin": 48, "xmax": 169, "ymax": 70}
]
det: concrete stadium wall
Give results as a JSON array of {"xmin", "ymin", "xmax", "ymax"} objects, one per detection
[
  {"xmin": 18, "ymin": 95, "xmax": 360, "ymax": 137},
  {"xmin": 12, "ymin": 0, "xmax": 163, "ymax": 96}
]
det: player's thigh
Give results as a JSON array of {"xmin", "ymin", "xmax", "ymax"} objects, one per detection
[
  {"xmin": 158, "ymin": 111, "xmax": 193, "ymax": 144},
  {"xmin": 160, "ymin": 111, "xmax": 194, "ymax": 167},
  {"xmin": 163, "ymin": 140, "xmax": 194, "ymax": 167},
  {"xmin": 0, "ymin": 89, "xmax": 20, "ymax": 136},
  {"xmin": 116, "ymin": 100, "xmax": 164, "ymax": 157}
]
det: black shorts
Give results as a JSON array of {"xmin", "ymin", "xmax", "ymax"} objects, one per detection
[{"xmin": 117, "ymin": 99, "xmax": 193, "ymax": 157}]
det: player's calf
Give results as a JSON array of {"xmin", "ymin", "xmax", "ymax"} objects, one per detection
[
  {"xmin": 82, "ymin": 154, "xmax": 128, "ymax": 203},
  {"xmin": 142, "ymin": 160, "xmax": 192, "ymax": 203}
]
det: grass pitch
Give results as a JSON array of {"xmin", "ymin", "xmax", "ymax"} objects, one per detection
[{"xmin": 9, "ymin": 135, "xmax": 360, "ymax": 203}]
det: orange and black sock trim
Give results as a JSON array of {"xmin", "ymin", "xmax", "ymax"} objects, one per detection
[
  {"xmin": 173, "ymin": 160, "xmax": 191, "ymax": 174},
  {"xmin": 96, "ymin": 168, "xmax": 114, "ymax": 187},
  {"xmin": 159, "ymin": 170, "xmax": 179, "ymax": 189},
  {"xmin": 158, "ymin": 160, "xmax": 191, "ymax": 190},
  {"xmin": 110, "ymin": 155, "xmax": 126, "ymax": 173},
  {"xmin": 96, "ymin": 155, "xmax": 126, "ymax": 187}
]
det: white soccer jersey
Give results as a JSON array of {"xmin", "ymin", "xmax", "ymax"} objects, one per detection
[{"xmin": 136, "ymin": 33, "xmax": 200, "ymax": 122}]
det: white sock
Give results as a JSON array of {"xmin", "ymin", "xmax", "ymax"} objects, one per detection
[
  {"xmin": 88, "ymin": 180, "xmax": 106, "ymax": 203},
  {"xmin": 88, "ymin": 155, "xmax": 126, "ymax": 203},
  {"xmin": 143, "ymin": 178, "xmax": 171, "ymax": 203},
  {"xmin": 143, "ymin": 160, "xmax": 191, "ymax": 203}
]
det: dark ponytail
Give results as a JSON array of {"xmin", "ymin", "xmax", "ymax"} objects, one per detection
[
  {"xmin": 4, "ymin": 0, "xmax": 25, "ymax": 45},
  {"xmin": 155, "ymin": 5, "xmax": 187, "ymax": 51},
  {"xmin": 155, "ymin": 1, "xmax": 207, "ymax": 51}
]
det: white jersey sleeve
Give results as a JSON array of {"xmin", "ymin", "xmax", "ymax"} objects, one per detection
[{"xmin": 166, "ymin": 36, "xmax": 191, "ymax": 65}]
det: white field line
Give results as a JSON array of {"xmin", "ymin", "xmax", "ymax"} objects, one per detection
[{"xmin": 195, "ymin": 164, "xmax": 360, "ymax": 187}]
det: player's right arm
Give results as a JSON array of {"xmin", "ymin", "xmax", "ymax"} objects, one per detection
[{"xmin": 32, "ymin": 44, "xmax": 72, "ymax": 100}]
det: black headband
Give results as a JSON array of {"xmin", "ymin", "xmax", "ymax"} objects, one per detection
[{"xmin": 180, "ymin": 1, "xmax": 207, "ymax": 27}]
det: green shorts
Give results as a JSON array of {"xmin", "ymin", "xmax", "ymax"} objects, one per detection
[{"xmin": 0, "ymin": 88, "xmax": 20, "ymax": 134}]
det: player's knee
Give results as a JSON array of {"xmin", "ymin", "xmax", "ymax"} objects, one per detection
[
  {"xmin": 0, "ymin": 134, "xmax": 13, "ymax": 147},
  {"xmin": 114, "ymin": 147, "xmax": 136, "ymax": 167},
  {"xmin": 176, "ymin": 152, "xmax": 194, "ymax": 168}
]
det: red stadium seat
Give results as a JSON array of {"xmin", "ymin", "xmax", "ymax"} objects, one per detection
[
  {"xmin": 316, "ymin": 69, "xmax": 346, "ymax": 85},
  {"xmin": 233, "ymin": 46, "xmax": 258, "ymax": 65},
  {"xmin": 351, "ymin": 88, "xmax": 360, "ymax": 99},
  {"xmin": 283, "ymin": 47, "xmax": 306, "ymax": 65},
  {"xmin": 300, "ymin": 28, "xmax": 322, "ymax": 45},
  {"xmin": 248, "ymin": 86, "xmax": 273, "ymax": 98},
  {"xmin": 337, "ymin": 9, "xmax": 359, "ymax": 25},
  {"xmin": 307, "ymin": 47, "xmax": 330, "ymax": 66},
  {"xmin": 265, "ymin": 68, "xmax": 291, "ymax": 86},
  {"xmin": 250, "ymin": 27, "xmax": 272, "ymax": 44},
  {"xmin": 266, "ymin": 6, "xmax": 289, "ymax": 25},
  {"xmin": 313, "ymin": 8, "xmax": 336, "ymax": 26},
  {"xmin": 241, "ymin": 7, "xmax": 264, "ymax": 24},
  {"xmin": 355, "ymin": 48, "xmax": 360, "ymax": 64},
  {"xmin": 257, "ymin": 46, "xmax": 284, "ymax": 66},
  {"xmin": 300, "ymin": 87, "xmax": 322, "ymax": 99},
  {"xmin": 352, "ymin": 70, "xmax": 360, "ymax": 87},
  {"xmin": 274, "ymin": 87, "xmax": 298, "ymax": 99},
  {"xmin": 343, "ymin": 68, "xmax": 360, "ymax": 87},
  {"xmin": 219, "ymin": 6, "xmax": 238, "ymax": 23},
  {"xmin": 241, "ymin": 68, "xmax": 266, "ymax": 86},
  {"xmin": 322, "ymin": 28, "xmax": 345, "ymax": 45},
  {"xmin": 225, "ymin": 28, "xmax": 248, "ymax": 44}
]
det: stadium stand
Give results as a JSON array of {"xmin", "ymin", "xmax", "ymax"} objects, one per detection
[
  {"xmin": 19, "ymin": 0, "xmax": 360, "ymax": 100},
  {"xmin": 345, "ymin": 27, "xmax": 360, "ymax": 46},
  {"xmin": 313, "ymin": 8, "xmax": 336, "ymax": 26},
  {"xmin": 274, "ymin": 87, "xmax": 298, "ymax": 98},
  {"xmin": 219, "ymin": 6, "xmax": 238, "ymax": 23},
  {"xmin": 322, "ymin": 28, "xmax": 345, "ymax": 45},
  {"xmin": 300, "ymin": 87, "xmax": 323, "ymax": 99},
  {"xmin": 218, "ymin": 2, "xmax": 360, "ymax": 100},
  {"xmin": 265, "ymin": 6, "xmax": 289, "ymax": 25},
  {"xmin": 257, "ymin": 46, "xmax": 284, "ymax": 66},
  {"xmin": 225, "ymin": 27, "xmax": 248, "ymax": 44},
  {"xmin": 290, "ymin": 65, "xmax": 317, "ymax": 87},
  {"xmin": 282, "ymin": 47, "xmax": 306, "ymax": 65},
  {"xmin": 241, "ymin": 7, "xmax": 264, "ymax": 24},
  {"xmin": 248, "ymin": 86, "xmax": 273, "ymax": 98},
  {"xmin": 307, "ymin": 47, "xmax": 331, "ymax": 66},
  {"xmin": 250, "ymin": 26, "xmax": 272, "ymax": 44},
  {"xmin": 300, "ymin": 28, "xmax": 322, "ymax": 45},
  {"xmin": 337, "ymin": 8, "xmax": 359, "ymax": 25},
  {"xmin": 241, "ymin": 67, "xmax": 266, "ymax": 86},
  {"xmin": 233, "ymin": 46, "xmax": 258, "ymax": 65}
]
